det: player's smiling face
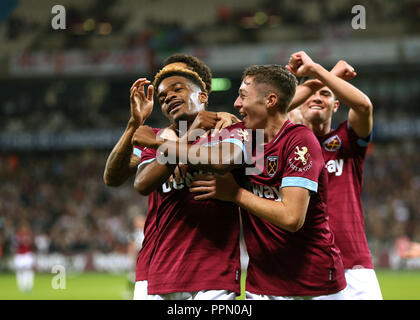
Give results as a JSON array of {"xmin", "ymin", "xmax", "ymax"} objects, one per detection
[
  {"xmin": 234, "ymin": 76, "xmax": 268, "ymax": 130},
  {"xmin": 300, "ymin": 86, "xmax": 339, "ymax": 124},
  {"xmin": 157, "ymin": 75, "xmax": 207, "ymax": 124}
]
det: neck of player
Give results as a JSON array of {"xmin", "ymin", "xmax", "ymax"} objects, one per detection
[
  {"xmin": 303, "ymin": 119, "xmax": 332, "ymax": 137},
  {"xmin": 264, "ymin": 113, "xmax": 288, "ymax": 144}
]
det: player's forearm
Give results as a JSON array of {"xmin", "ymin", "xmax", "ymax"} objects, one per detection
[
  {"xmin": 157, "ymin": 140, "xmax": 237, "ymax": 174},
  {"xmin": 233, "ymin": 188, "xmax": 304, "ymax": 232},
  {"xmin": 289, "ymin": 79, "xmax": 325, "ymax": 111},
  {"xmin": 312, "ymin": 64, "xmax": 373, "ymax": 114},
  {"xmin": 134, "ymin": 161, "xmax": 176, "ymax": 195},
  {"xmin": 104, "ymin": 123, "xmax": 138, "ymax": 186}
]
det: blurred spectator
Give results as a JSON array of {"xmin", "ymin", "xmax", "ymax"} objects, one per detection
[{"xmin": 0, "ymin": 151, "xmax": 149, "ymax": 256}]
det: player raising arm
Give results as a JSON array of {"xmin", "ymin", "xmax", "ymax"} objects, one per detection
[
  {"xmin": 103, "ymin": 54, "xmax": 239, "ymax": 187},
  {"xmin": 285, "ymin": 51, "xmax": 381, "ymax": 300}
]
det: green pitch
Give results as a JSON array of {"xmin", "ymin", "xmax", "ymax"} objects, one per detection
[
  {"xmin": 0, "ymin": 272, "xmax": 130, "ymax": 300},
  {"xmin": 0, "ymin": 269, "xmax": 419, "ymax": 300}
]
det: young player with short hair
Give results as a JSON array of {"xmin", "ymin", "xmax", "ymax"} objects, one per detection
[{"xmin": 286, "ymin": 51, "xmax": 382, "ymax": 300}]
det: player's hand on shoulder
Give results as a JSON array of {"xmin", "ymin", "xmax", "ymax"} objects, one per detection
[{"xmin": 212, "ymin": 112, "xmax": 240, "ymax": 137}]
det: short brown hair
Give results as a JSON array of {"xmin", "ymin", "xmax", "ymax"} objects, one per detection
[
  {"xmin": 163, "ymin": 54, "xmax": 212, "ymax": 93},
  {"xmin": 242, "ymin": 65, "xmax": 297, "ymax": 112}
]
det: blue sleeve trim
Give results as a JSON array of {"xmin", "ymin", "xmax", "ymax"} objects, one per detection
[
  {"xmin": 221, "ymin": 138, "xmax": 247, "ymax": 162},
  {"xmin": 357, "ymin": 131, "xmax": 372, "ymax": 147},
  {"xmin": 347, "ymin": 122, "xmax": 373, "ymax": 147},
  {"xmin": 281, "ymin": 177, "xmax": 318, "ymax": 193},
  {"xmin": 137, "ymin": 158, "xmax": 156, "ymax": 170},
  {"xmin": 133, "ymin": 148, "xmax": 143, "ymax": 158}
]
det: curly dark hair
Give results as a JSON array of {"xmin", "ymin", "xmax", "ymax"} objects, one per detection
[
  {"xmin": 163, "ymin": 54, "xmax": 212, "ymax": 94},
  {"xmin": 242, "ymin": 64, "xmax": 297, "ymax": 113}
]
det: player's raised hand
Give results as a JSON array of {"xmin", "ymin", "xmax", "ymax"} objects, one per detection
[
  {"xmin": 189, "ymin": 172, "xmax": 239, "ymax": 202},
  {"xmin": 130, "ymin": 78, "xmax": 154, "ymax": 127},
  {"xmin": 331, "ymin": 60, "xmax": 357, "ymax": 80},
  {"xmin": 132, "ymin": 125, "xmax": 158, "ymax": 149},
  {"xmin": 285, "ymin": 51, "xmax": 318, "ymax": 78}
]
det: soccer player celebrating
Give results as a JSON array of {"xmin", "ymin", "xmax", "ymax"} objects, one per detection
[
  {"xmin": 131, "ymin": 65, "xmax": 242, "ymax": 300},
  {"xmin": 135, "ymin": 64, "xmax": 348, "ymax": 299},
  {"xmin": 103, "ymin": 54, "xmax": 239, "ymax": 299},
  {"xmin": 285, "ymin": 51, "xmax": 383, "ymax": 300}
]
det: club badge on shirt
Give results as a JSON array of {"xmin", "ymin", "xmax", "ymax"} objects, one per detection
[
  {"xmin": 288, "ymin": 145, "xmax": 313, "ymax": 173},
  {"xmin": 237, "ymin": 129, "xmax": 249, "ymax": 142},
  {"xmin": 266, "ymin": 155, "xmax": 278, "ymax": 177},
  {"xmin": 323, "ymin": 135, "xmax": 342, "ymax": 152},
  {"xmin": 294, "ymin": 146, "xmax": 309, "ymax": 165}
]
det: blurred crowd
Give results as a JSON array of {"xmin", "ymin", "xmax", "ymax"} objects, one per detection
[
  {"xmin": 2, "ymin": 0, "xmax": 419, "ymax": 52},
  {"xmin": 0, "ymin": 150, "xmax": 148, "ymax": 257},
  {"xmin": 0, "ymin": 141, "xmax": 420, "ymax": 266},
  {"xmin": 364, "ymin": 141, "xmax": 420, "ymax": 256}
]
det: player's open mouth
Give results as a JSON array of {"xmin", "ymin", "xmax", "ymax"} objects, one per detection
[
  {"xmin": 168, "ymin": 101, "xmax": 183, "ymax": 114},
  {"xmin": 309, "ymin": 105, "xmax": 322, "ymax": 110}
]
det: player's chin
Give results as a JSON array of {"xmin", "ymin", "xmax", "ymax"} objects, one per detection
[
  {"xmin": 242, "ymin": 115, "xmax": 252, "ymax": 128},
  {"xmin": 243, "ymin": 117, "xmax": 260, "ymax": 130}
]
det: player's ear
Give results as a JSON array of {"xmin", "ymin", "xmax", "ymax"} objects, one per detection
[
  {"xmin": 199, "ymin": 91, "xmax": 208, "ymax": 104},
  {"xmin": 333, "ymin": 99, "xmax": 340, "ymax": 113},
  {"xmin": 266, "ymin": 93, "xmax": 278, "ymax": 109}
]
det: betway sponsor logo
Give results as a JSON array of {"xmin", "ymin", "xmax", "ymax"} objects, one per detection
[
  {"xmin": 325, "ymin": 159, "xmax": 344, "ymax": 176},
  {"xmin": 249, "ymin": 182, "xmax": 282, "ymax": 201},
  {"xmin": 162, "ymin": 170, "xmax": 203, "ymax": 193}
]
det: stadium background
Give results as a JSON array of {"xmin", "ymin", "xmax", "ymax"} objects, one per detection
[{"xmin": 1, "ymin": 0, "xmax": 420, "ymax": 300}]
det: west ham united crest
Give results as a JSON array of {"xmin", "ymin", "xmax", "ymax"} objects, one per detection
[
  {"xmin": 323, "ymin": 135, "xmax": 342, "ymax": 152},
  {"xmin": 266, "ymin": 155, "xmax": 278, "ymax": 177}
]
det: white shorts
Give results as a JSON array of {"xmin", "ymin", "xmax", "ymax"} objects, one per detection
[
  {"xmin": 245, "ymin": 288, "xmax": 347, "ymax": 300},
  {"xmin": 133, "ymin": 280, "xmax": 237, "ymax": 300},
  {"xmin": 14, "ymin": 253, "xmax": 35, "ymax": 270},
  {"xmin": 343, "ymin": 268, "xmax": 383, "ymax": 300}
]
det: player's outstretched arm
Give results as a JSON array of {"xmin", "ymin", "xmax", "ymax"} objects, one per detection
[
  {"xmin": 190, "ymin": 173, "xmax": 310, "ymax": 232},
  {"xmin": 287, "ymin": 58, "xmax": 357, "ymax": 112},
  {"xmin": 104, "ymin": 78, "xmax": 154, "ymax": 186},
  {"xmin": 287, "ymin": 51, "xmax": 373, "ymax": 138}
]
